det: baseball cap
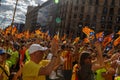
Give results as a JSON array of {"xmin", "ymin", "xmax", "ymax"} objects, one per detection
[
  {"xmin": 0, "ymin": 49, "xmax": 6, "ymax": 55},
  {"xmin": 29, "ymin": 44, "xmax": 48, "ymax": 54}
]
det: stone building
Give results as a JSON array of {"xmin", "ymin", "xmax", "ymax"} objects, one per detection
[{"xmin": 56, "ymin": 0, "xmax": 120, "ymax": 38}]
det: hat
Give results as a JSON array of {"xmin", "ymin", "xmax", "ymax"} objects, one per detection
[
  {"xmin": 0, "ymin": 49, "xmax": 6, "ymax": 55},
  {"xmin": 29, "ymin": 44, "xmax": 48, "ymax": 54}
]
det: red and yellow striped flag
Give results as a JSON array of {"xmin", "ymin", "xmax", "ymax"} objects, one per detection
[
  {"xmin": 96, "ymin": 32, "xmax": 104, "ymax": 39},
  {"xmin": 102, "ymin": 33, "xmax": 113, "ymax": 47},
  {"xmin": 117, "ymin": 31, "xmax": 120, "ymax": 35},
  {"xmin": 73, "ymin": 37, "xmax": 80, "ymax": 44},
  {"xmin": 11, "ymin": 26, "xmax": 17, "ymax": 35},
  {"xmin": 83, "ymin": 38, "xmax": 90, "ymax": 43},
  {"xmin": 35, "ymin": 29, "xmax": 42, "ymax": 35}
]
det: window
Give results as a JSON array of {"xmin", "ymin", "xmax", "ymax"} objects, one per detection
[
  {"xmin": 76, "ymin": 0, "xmax": 79, "ymax": 4},
  {"xmin": 78, "ymin": 22, "xmax": 83, "ymax": 28},
  {"xmin": 107, "ymin": 23, "xmax": 113, "ymax": 29},
  {"xmin": 115, "ymin": 26, "xmax": 120, "ymax": 33},
  {"xmin": 74, "ymin": 14, "xmax": 77, "ymax": 18},
  {"xmin": 80, "ymin": 14, "xmax": 83, "ymax": 20},
  {"xmin": 91, "ymin": 23, "xmax": 96, "ymax": 29},
  {"xmin": 93, "ymin": 15, "xmax": 97, "ymax": 21},
  {"xmin": 89, "ymin": 0, "xmax": 92, "ymax": 5},
  {"xmin": 81, "ymin": 6, "xmax": 84, "ymax": 13},
  {"xmin": 85, "ymin": 23, "xmax": 90, "ymax": 26},
  {"xmin": 82, "ymin": 0, "xmax": 86, "ymax": 4},
  {"xmin": 101, "ymin": 24, "xmax": 106, "ymax": 28},
  {"xmin": 116, "ymin": 16, "xmax": 120, "ymax": 23},
  {"xmin": 101, "ymin": 16, "xmax": 106, "ymax": 21},
  {"xmin": 118, "ymin": 8, "xmax": 120, "ymax": 15},
  {"xmin": 103, "ymin": 7, "xmax": 108, "ymax": 15},
  {"xmin": 69, "ymin": 14, "xmax": 71, "ymax": 19},
  {"xmin": 86, "ymin": 15, "xmax": 90, "ymax": 21},
  {"xmin": 108, "ymin": 16, "xmax": 113, "ymax": 22},
  {"xmin": 104, "ymin": 0, "xmax": 108, "ymax": 5},
  {"xmin": 74, "ymin": 6, "xmax": 78, "ymax": 10},
  {"xmin": 94, "ymin": 7, "xmax": 98, "ymax": 14},
  {"xmin": 88, "ymin": 7, "xmax": 91, "ymax": 13},
  {"xmin": 119, "ymin": 0, "xmax": 120, "ymax": 6},
  {"xmin": 111, "ymin": 0, "xmax": 115, "ymax": 6},
  {"xmin": 109, "ymin": 8, "xmax": 114, "ymax": 15},
  {"xmin": 96, "ymin": 0, "xmax": 99, "ymax": 5}
]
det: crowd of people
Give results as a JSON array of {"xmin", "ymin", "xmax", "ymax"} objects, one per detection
[{"xmin": 0, "ymin": 28, "xmax": 119, "ymax": 80}]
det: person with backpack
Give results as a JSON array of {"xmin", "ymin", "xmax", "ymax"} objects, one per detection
[{"xmin": 0, "ymin": 49, "xmax": 11, "ymax": 80}]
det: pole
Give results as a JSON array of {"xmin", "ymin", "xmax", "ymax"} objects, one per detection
[{"xmin": 11, "ymin": 0, "xmax": 19, "ymax": 26}]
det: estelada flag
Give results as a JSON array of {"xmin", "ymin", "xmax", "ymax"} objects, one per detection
[
  {"xmin": 96, "ymin": 32, "xmax": 104, "ymax": 39},
  {"xmin": 61, "ymin": 33, "xmax": 66, "ymax": 41},
  {"xmin": 15, "ymin": 33, "xmax": 23, "ymax": 39},
  {"xmin": 83, "ymin": 38, "xmax": 90, "ymax": 43},
  {"xmin": 73, "ymin": 37, "xmax": 80, "ymax": 44},
  {"xmin": 117, "ymin": 31, "xmax": 120, "ymax": 35},
  {"xmin": 24, "ymin": 30, "xmax": 29, "ymax": 39},
  {"xmin": 53, "ymin": 32, "xmax": 59, "ymax": 41},
  {"xmin": 5, "ymin": 26, "xmax": 12, "ymax": 35},
  {"xmin": 113, "ymin": 36, "xmax": 120, "ymax": 46},
  {"xmin": 11, "ymin": 26, "xmax": 17, "ymax": 35},
  {"xmin": 35, "ymin": 29, "xmax": 42, "ymax": 35},
  {"xmin": 82, "ymin": 26, "xmax": 94, "ymax": 37},
  {"xmin": 102, "ymin": 33, "xmax": 113, "ymax": 47}
]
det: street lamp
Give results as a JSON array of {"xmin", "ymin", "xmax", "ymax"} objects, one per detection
[{"xmin": 11, "ymin": 0, "xmax": 19, "ymax": 26}]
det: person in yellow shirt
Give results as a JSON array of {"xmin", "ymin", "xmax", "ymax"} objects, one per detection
[
  {"xmin": 22, "ymin": 42, "xmax": 61, "ymax": 80},
  {"xmin": 0, "ymin": 49, "xmax": 10, "ymax": 80}
]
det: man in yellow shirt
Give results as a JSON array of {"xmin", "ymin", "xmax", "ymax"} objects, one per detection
[{"xmin": 22, "ymin": 41, "xmax": 61, "ymax": 80}]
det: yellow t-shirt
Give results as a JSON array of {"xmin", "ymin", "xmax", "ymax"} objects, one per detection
[
  {"xmin": 0, "ymin": 64, "xmax": 10, "ymax": 80},
  {"xmin": 22, "ymin": 60, "xmax": 50, "ymax": 80},
  {"xmin": 115, "ymin": 76, "xmax": 120, "ymax": 80},
  {"xmin": 95, "ymin": 68, "xmax": 107, "ymax": 80},
  {"xmin": 39, "ymin": 60, "xmax": 50, "ymax": 67}
]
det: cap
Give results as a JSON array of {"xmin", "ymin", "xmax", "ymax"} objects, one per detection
[
  {"xmin": 29, "ymin": 44, "xmax": 48, "ymax": 54},
  {"xmin": 0, "ymin": 49, "xmax": 6, "ymax": 55}
]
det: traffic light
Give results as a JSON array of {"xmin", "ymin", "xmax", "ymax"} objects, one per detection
[
  {"xmin": 56, "ymin": 17, "xmax": 61, "ymax": 23},
  {"xmin": 54, "ymin": 0, "xmax": 59, "ymax": 4}
]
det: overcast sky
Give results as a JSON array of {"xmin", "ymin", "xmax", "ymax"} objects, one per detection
[{"xmin": 0, "ymin": 0, "xmax": 48, "ymax": 29}]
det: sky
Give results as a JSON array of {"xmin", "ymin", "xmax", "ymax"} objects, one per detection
[{"xmin": 0, "ymin": 0, "xmax": 48, "ymax": 29}]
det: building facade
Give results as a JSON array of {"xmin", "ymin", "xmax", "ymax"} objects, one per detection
[
  {"xmin": 25, "ymin": 0, "xmax": 58, "ymax": 33},
  {"xmin": 57, "ymin": 0, "xmax": 120, "ymax": 38},
  {"xmin": 24, "ymin": 6, "xmax": 41, "ymax": 32}
]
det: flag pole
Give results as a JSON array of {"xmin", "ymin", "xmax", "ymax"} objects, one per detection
[{"xmin": 11, "ymin": 0, "xmax": 19, "ymax": 27}]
